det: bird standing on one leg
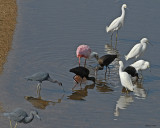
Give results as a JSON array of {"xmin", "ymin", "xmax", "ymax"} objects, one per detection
[
  {"xmin": 106, "ymin": 4, "xmax": 127, "ymax": 46},
  {"xmin": 25, "ymin": 72, "xmax": 64, "ymax": 95},
  {"xmin": 119, "ymin": 61, "xmax": 134, "ymax": 92},
  {"xmin": 3, "ymin": 108, "xmax": 41, "ymax": 128},
  {"xmin": 70, "ymin": 66, "xmax": 95, "ymax": 89},
  {"xmin": 125, "ymin": 38, "xmax": 151, "ymax": 61}
]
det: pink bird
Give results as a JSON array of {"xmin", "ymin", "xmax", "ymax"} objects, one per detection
[{"xmin": 76, "ymin": 45, "xmax": 91, "ymax": 66}]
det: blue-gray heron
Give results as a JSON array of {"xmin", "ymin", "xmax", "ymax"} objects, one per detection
[
  {"xmin": 3, "ymin": 108, "xmax": 41, "ymax": 128},
  {"xmin": 25, "ymin": 72, "xmax": 64, "ymax": 93}
]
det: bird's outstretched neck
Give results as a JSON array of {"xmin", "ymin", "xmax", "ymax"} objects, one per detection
[
  {"xmin": 47, "ymin": 77, "xmax": 62, "ymax": 86},
  {"xmin": 86, "ymin": 77, "xmax": 95, "ymax": 83}
]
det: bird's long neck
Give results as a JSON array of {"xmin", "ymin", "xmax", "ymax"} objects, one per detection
[
  {"xmin": 23, "ymin": 113, "xmax": 34, "ymax": 123},
  {"xmin": 86, "ymin": 76, "xmax": 95, "ymax": 83},
  {"xmin": 48, "ymin": 77, "xmax": 59, "ymax": 85},
  {"xmin": 121, "ymin": 7, "xmax": 125, "ymax": 19},
  {"xmin": 119, "ymin": 64, "xmax": 123, "ymax": 73}
]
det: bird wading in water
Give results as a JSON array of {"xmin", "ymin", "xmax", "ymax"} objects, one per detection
[
  {"xmin": 3, "ymin": 108, "xmax": 41, "ymax": 128},
  {"xmin": 25, "ymin": 72, "xmax": 64, "ymax": 95},
  {"xmin": 70, "ymin": 66, "xmax": 95, "ymax": 89},
  {"xmin": 106, "ymin": 4, "xmax": 127, "ymax": 46}
]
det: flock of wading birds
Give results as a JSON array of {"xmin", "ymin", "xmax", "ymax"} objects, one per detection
[{"xmin": 3, "ymin": 3, "xmax": 152, "ymax": 128}]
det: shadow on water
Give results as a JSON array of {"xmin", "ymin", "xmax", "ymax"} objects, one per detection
[
  {"xmin": 24, "ymin": 94, "xmax": 64, "ymax": 109},
  {"xmin": 67, "ymin": 84, "xmax": 95, "ymax": 101},
  {"xmin": 96, "ymin": 80, "xmax": 113, "ymax": 93}
]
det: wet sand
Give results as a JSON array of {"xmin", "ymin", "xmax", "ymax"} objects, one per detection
[{"xmin": 0, "ymin": 0, "xmax": 17, "ymax": 73}]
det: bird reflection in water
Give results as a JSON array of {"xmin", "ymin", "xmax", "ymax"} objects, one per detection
[
  {"xmin": 67, "ymin": 84, "xmax": 95, "ymax": 100},
  {"xmin": 24, "ymin": 94, "xmax": 64, "ymax": 109},
  {"xmin": 96, "ymin": 80, "xmax": 113, "ymax": 93},
  {"xmin": 114, "ymin": 95, "xmax": 134, "ymax": 117},
  {"xmin": 133, "ymin": 81, "xmax": 147, "ymax": 99}
]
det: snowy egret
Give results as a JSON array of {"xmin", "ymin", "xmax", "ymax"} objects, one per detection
[
  {"xmin": 95, "ymin": 54, "xmax": 117, "ymax": 78},
  {"xmin": 25, "ymin": 72, "xmax": 64, "ymax": 94},
  {"xmin": 119, "ymin": 61, "xmax": 134, "ymax": 92},
  {"xmin": 125, "ymin": 38, "xmax": 150, "ymax": 61},
  {"xmin": 130, "ymin": 60, "xmax": 150, "ymax": 72},
  {"xmin": 4, "ymin": 108, "xmax": 41, "ymax": 128},
  {"xmin": 106, "ymin": 4, "xmax": 127, "ymax": 45},
  {"xmin": 70, "ymin": 66, "xmax": 95, "ymax": 89}
]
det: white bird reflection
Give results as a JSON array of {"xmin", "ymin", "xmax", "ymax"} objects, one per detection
[
  {"xmin": 114, "ymin": 95, "xmax": 134, "ymax": 117},
  {"xmin": 133, "ymin": 81, "xmax": 147, "ymax": 99}
]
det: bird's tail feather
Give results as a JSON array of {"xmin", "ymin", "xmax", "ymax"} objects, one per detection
[
  {"xmin": 106, "ymin": 26, "xmax": 109, "ymax": 33},
  {"xmin": 125, "ymin": 55, "xmax": 128, "ymax": 61}
]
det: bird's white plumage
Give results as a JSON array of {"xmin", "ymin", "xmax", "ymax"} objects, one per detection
[
  {"xmin": 130, "ymin": 60, "xmax": 150, "ymax": 72},
  {"xmin": 125, "ymin": 38, "xmax": 149, "ymax": 60},
  {"xmin": 119, "ymin": 61, "xmax": 134, "ymax": 91},
  {"xmin": 106, "ymin": 4, "xmax": 127, "ymax": 33}
]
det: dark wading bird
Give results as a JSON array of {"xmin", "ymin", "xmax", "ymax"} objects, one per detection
[
  {"xmin": 25, "ymin": 72, "xmax": 64, "ymax": 95},
  {"xmin": 3, "ymin": 108, "xmax": 41, "ymax": 128},
  {"xmin": 95, "ymin": 54, "xmax": 117, "ymax": 78},
  {"xmin": 70, "ymin": 66, "xmax": 95, "ymax": 89},
  {"xmin": 124, "ymin": 66, "xmax": 139, "ymax": 82}
]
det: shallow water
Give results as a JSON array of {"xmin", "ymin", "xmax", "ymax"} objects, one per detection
[{"xmin": 0, "ymin": 0, "xmax": 160, "ymax": 128}]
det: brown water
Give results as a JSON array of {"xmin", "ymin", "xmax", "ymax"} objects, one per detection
[{"xmin": 0, "ymin": 0, "xmax": 160, "ymax": 128}]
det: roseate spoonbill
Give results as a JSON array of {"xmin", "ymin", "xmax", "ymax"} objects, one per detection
[
  {"xmin": 25, "ymin": 72, "xmax": 64, "ymax": 94},
  {"xmin": 106, "ymin": 4, "xmax": 127, "ymax": 45},
  {"xmin": 125, "ymin": 38, "xmax": 151, "ymax": 61},
  {"xmin": 70, "ymin": 66, "xmax": 95, "ymax": 89},
  {"xmin": 119, "ymin": 61, "xmax": 134, "ymax": 92},
  {"xmin": 95, "ymin": 54, "xmax": 117, "ymax": 78},
  {"xmin": 76, "ymin": 45, "xmax": 92, "ymax": 66},
  {"xmin": 130, "ymin": 60, "xmax": 150, "ymax": 72},
  {"xmin": 4, "ymin": 108, "xmax": 41, "ymax": 128}
]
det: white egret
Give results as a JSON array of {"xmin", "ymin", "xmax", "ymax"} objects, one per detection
[
  {"xmin": 125, "ymin": 38, "xmax": 150, "ymax": 61},
  {"xmin": 119, "ymin": 61, "xmax": 134, "ymax": 92},
  {"xmin": 130, "ymin": 60, "xmax": 150, "ymax": 72},
  {"xmin": 106, "ymin": 4, "xmax": 127, "ymax": 45}
]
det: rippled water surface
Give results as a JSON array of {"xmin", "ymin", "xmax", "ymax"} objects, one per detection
[{"xmin": 0, "ymin": 0, "xmax": 160, "ymax": 128}]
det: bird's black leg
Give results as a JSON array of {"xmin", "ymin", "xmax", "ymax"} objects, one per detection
[
  {"xmin": 111, "ymin": 33, "xmax": 113, "ymax": 46},
  {"xmin": 105, "ymin": 68, "xmax": 107, "ymax": 80},
  {"xmin": 115, "ymin": 30, "xmax": 118, "ymax": 48},
  {"xmin": 108, "ymin": 67, "xmax": 111, "ymax": 77}
]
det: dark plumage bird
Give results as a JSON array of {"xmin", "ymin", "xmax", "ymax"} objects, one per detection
[
  {"xmin": 124, "ymin": 66, "xmax": 138, "ymax": 77},
  {"xmin": 25, "ymin": 72, "xmax": 64, "ymax": 93},
  {"xmin": 96, "ymin": 54, "xmax": 117, "ymax": 77},
  {"xmin": 70, "ymin": 66, "xmax": 95, "ymax": 87},
  {"xmin": 3, "ymin": 108, "xmax": 41, "ymax": 128}
]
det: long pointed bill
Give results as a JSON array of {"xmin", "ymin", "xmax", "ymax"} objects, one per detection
[
  {"xmin": 36, "ymin": 115, "xmax": 41, "ymax": 120},
  {"xmin": 148, "ymin": 41, "xmax": 153, "ymax": 46}
]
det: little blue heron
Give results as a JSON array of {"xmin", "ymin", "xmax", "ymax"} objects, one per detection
[
  {"xmin": 25, "ymin": 72, "xmax": 64, "ymax": 94},
  {"xmin": 3, "ymin": 108, "xmax": 41, "ymax": 128},
  {"xmin": 70, "ymin": 66, "xmax": 95, "ymax": 89},
  {"xmin": 125, "ymin": 38, "xmax": 151, "ymax": 61},
  {"xmin": 119, "ymin": 61, "xmax": 134, "ymax": 92},
  {"xmin": 106, "ymin": 4, "xmax": 127, "ymax": 45}
]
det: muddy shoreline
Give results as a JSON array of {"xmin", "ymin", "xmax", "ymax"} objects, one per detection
[{"xmin": 0, "ymin": 0, "xmax": 17, "ymax": 73}]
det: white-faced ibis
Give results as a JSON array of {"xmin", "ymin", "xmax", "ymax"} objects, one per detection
[
  {"xmin": 70, "ymin": 66, "xmax": 95, "ymax": 89},
  {"xmin": 25, "ymin": 72, "xmax": 64, "ymax": 94},
  {"xmin": 4, "ymin": 108, "xmax": 41, "ymax": 128},
  {"xmin": 95, "ymin": 54, "xmax": 117, "ymax": 78},
  {"xmin": 119, "ymin": 61, "xmax": 134, "ymax": 92},
  {"xmin": 125, "ymin": 38, "xmax": 152, "ymax": 61},
  {"xmin": 106, "ymin": 4, "xmax": 127, "ymax": 44}
]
